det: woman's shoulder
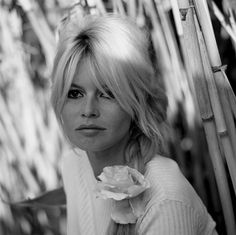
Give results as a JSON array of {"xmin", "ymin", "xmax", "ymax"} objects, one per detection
[
  {"xmin": 146, "ymin": 155, "xmax": 180, "ymax": 176},
  {"xmin": 145, "ymin": 155, "xmax": 186, "ymax": 189},
  {"xmin": 143, "ymin": 155, "xmax": 207, "ymax": 213},
  {"xmin": 138, "ymin": 155, "xmax": 217, "ymax": 234}
]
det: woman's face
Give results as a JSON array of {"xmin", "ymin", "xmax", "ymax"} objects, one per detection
[{"xmin": 61, "ymin": 59, "xmax": 132, "ymax": 153}]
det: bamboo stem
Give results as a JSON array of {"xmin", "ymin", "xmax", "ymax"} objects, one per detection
[
  {"xmin": 178, "ymin": 1, "xmax": 212, "ymax": 120},
  {"xmin": 115, "ymin": 0, "xmax": 126, "ymax": 16},
  {"xmin": 193, "ymin": 0, "xmax": 236, "ymax": 192},
  {"xmin": 128, "ymin": 0, "xmax": 136, "ymax": 18},
  {"xmin": 18, "ymin": 0, "xmax": 55, "ymax": 69},
  {"xmin": 213, "ymin": 71, "xmax": 236, "ymax": 159},
  {"xmin": 143, "ymin": 0, "xmax": 183, "ymax": 119},
  {"xmin": 210, "ymin": 1, "xmax": 236, "ymax": 44},
  {"xmin": 220, "ymin": 0, "xmax": 236, "ymax": 54},
  {"xmin": 225, "ymin": 72, "xmax": 236, "ymax": 118},
  {"xmin": 195, "ymin": 8, "xmax": 236, "ymax": 160},
  {"xmin": 157, "ymin": 1, "xmax": 197, "ymax": 128},
  {"xmin": 203, "ymin": 120, "xmax": 236, "ymax": 235},
  {"xmin": 177, "ymin": 1, "xmax": 236, "ymax": 234},
  {"xmin": 94, "ymin": 0, "xmax": 106, "ymax": 14},
  {"xmin": 193, "ymin": 0, "xmax": 221, "ymax": 65},
  {"xmin": 170, "ymin": 0, "xmax": 184, "ymax": 36},
  {"xmin": 171, "ymin": 1, "xmax": 202, "ymax": 125},
  {"xmin": 148, "ymin": 0, "xmax": 197, "ymax": 127}
]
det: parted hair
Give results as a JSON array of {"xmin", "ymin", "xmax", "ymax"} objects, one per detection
[{"xmin": 51, "ymin": 13, "xmax": 168, "ymax": 234}]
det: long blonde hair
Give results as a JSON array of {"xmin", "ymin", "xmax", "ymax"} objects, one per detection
[{"xmin": 51, "ymin": 13, "xmax": 168, "ymax": 234}]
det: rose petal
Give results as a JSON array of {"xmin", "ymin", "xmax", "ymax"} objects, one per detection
[
  {"xmin": 126, "ymin": 185, "xmax": 147, "ymax": 198},
  {"xmin": 128, "ymin": 167, "xmax": 146, "ymax": 184},
  {"xmin": 111, "ymin": 200, "xmax": 137, "ymax": 224},
  {"xmin": 129, "ymin": 196, "xmax": 145, "ymax": 218},
  {"xmin": 127, "ymin": 180, "xmax": 150, "ymax": 197},
  {"xmin": 96, "ymin": 166, "xmax": 150, "ymax": 200},
  {"xmin": 98, "ymin": 166, "xmax": 134, "ymax": 188},
  {"xmin": 96, "ymin": 189, "xmax": 128, "ymax": 200},
  {"xmin": 96, "ymin": 182, "xmax": 127, "ymax": 194},
  {"xmin": 96, "ymin": 182, "xmax": 116, "ymax": 190}
]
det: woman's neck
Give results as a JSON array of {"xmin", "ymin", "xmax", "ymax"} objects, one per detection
[{"xmin": 86, "ymin": 135, "xmax": 129, "ymax": 177}]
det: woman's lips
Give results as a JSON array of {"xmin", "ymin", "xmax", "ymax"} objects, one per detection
[
  {"xmin": 76, "ymin": 124, "xmax": 106, "ymax": 130},
  {"xmin": 75, "ymin": 125, "xmax": 106, "ymax": 137}
]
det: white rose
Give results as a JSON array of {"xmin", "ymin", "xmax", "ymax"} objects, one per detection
[{"xmin": 95, "ymin": 165, "xmax": 150, "ymax": 224}]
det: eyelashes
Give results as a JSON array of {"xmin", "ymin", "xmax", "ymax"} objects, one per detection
[
  {"xmin": 67, "ymin": 89, "xmax": 83, "ymax": 99},
  {"xmin": 103, "ymin": 89, "xmax": 115, "ymax": 99},
  {"xmin": 67, "ymin": 88, "xmax": 114, "ymax": 100}
]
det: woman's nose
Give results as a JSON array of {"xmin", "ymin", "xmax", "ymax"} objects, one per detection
[{"xmin": 81, "ymin": 97, "xmax": 100, "ymax": 118}]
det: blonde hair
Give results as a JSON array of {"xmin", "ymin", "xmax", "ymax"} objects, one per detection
[{"xmin": 51, "ymin": 13, "xmax": 168, "ymax": 234}]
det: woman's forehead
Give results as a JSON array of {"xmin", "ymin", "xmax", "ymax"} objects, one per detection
[{"xmin": 72, "ymin": 57, "xmax": 108, "ymax": 90}]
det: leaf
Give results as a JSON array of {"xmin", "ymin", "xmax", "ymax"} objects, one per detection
[{"xmin": 1, "ymin": 187, "xmax": 66, "ymax": 209}]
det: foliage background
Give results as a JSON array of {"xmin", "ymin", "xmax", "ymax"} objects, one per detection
[{"xmin": 0, "ymin": 0, "xmax": 235, "ymax": 234}]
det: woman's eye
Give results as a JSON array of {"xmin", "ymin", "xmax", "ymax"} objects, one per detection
[
  {"xmin": 99, "ymin": 92, "xmax": 111, "ymax": 99},
  {"xmin": 67, "ymin": 89, "xmax": 83, "ymax": 99},
  {"xmin": 99, "ymin": 90, "xmax": 114, "ymax": 99}
]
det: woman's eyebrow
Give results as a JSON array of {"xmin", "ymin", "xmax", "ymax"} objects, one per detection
[{"xmin": 70, "ymin": 83, "xmax": 84, "ymax": 90}]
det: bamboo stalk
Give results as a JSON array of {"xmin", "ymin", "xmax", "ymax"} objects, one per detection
[
  {"xmin": 222, "ymin": 0, "xmax": 236, "ymax": 19},
  {"xmin": 192, "ymin": 0, "xmax": 226, "ymax": 133},
  {"xmin": 209, "ymin": 1, "xmax": 236, "ymax": 44},
  {"xmin": 170, "ymin": 0, "xmax": 184, "ymax": 36},
  {"xmin": 143, "ymin": 1, "xmax": 188, "ymax": 173},
  {"xmin": 153, "ymin": 0, "xmax": 205, "ymax": 196},
  {"xmin": 203, "ymin": 120, "xmax": 236, "ymax": 235},
  {"xmin": 193, "ymin": 0, "xmax": 221, "ymax": 64},
  {"xmin": 18, "ymin": 0, "xmax": 55, "ymax": 69},
  {"xmin": 143, "ymin": 0, "xmax": 183, "ymax": 118},
  {"xmin": 193, "ymin": 0, "xmax": 236, "ymax": 192},
  {"xmin": 144, "ymin": 0, "xmax": 198, "ymax": 129},
  {"xmin": 194, "ymin": 0, "xmax": 236, "ymax": 233},
  {"xmin": 177, "ymin": 1, "xmax": 236, "ymax": 234},
  {"xmin": 0, "ymin": 5, "xmax": 68, "ymax": 234},
  {"xmin": 195, "ymin": 6, "xmax": 236, "ymax": 160},
  {"xmin": 194, "ymin": 4, "xmax": 236, "ymax": 234},
  {"xmin": 114, "ymin": 0, "xmax": 126, "ymax": 16},
  {"xmin": 177, "ymin": 1, "xmax": 212, "ymax": 120},
  {"xmin": 198, "ymin": 23, "xmax": 236, "ymax": 203},
  {"xmin": 127, "ymin": 0, "xmax": 136, "ymax": 18},
  {"xmin": 136, "ymin": 0, "xmax": 146, "ymax": 27},
  {"xmin": 221, "ymin": 0, "xmax": 236, "ymax": 52},
  {"xmin": 156, "ymin": 0, "xmax": 197, "ymax": 127},
  {"xmin": 225, "ymin": 73, "xmax": 236, "ymax": 118},
  {"xmin": 204, "ymin": 149, "xmax": 222, "ymax": 216},
  {"xmin": 170, "ymin": 0, "xmax": 202, "ymax": 127},
  {"xmin": 0, "ymin": 95, "xmax": 40, "ymax": 196},
  {"xmin": 0, "ymin": 6, "xmax": 65, "ymax": 197},
  {"xmin": 94, "ymin": 0, "xmax": 106, "ymax": 14},
  {"xmin": 111, "ymin": 0, "xmax": 118, "ymax": 14}
]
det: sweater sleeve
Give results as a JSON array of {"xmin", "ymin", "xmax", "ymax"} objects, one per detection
[{"xmin": 137, "ymin": 200, "xmax": 218, "ymax": 235}]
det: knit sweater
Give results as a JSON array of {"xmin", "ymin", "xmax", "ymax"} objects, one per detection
[{"xmin": 62, "ymin": 148, "xmax": 218, "ymax": 235}]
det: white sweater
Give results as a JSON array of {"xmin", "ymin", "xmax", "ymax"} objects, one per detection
[{"xmin": 62, "ymin": 148, "xmax": 218, "ymax": 235}]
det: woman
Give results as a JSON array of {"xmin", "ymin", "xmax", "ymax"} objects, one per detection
[{"xmin": 51, "ymin": 13, "xmax": 218, "ymax": 235}]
